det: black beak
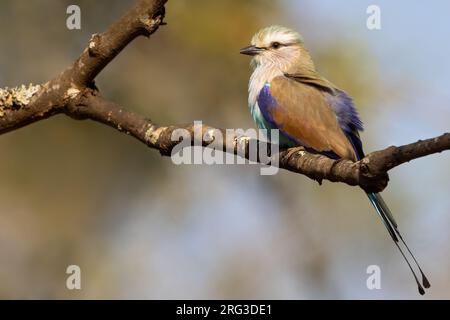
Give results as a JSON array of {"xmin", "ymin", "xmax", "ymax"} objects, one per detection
[{"xmin": 239, "ymin": 45, "xmax": 264, "ymax": 56}]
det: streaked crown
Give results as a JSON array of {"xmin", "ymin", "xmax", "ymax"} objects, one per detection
[{"xmin": 251, "ymin": 25, "xmax": 303, "ymax": 49}]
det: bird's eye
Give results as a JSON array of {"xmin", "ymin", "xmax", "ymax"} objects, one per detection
[{"xmin": 271, "ymin": 42, "xmax": 281, "ymax": 49}]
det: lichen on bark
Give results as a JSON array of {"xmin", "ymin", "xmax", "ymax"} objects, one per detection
[{"xmin": 0, "ymin": 84, "xmax": 41, "ymax": 117}]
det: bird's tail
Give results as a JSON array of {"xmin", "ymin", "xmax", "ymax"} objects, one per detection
[{"xmin": 366, "ymin": 192, "xmax": 430, "ymax": 295}]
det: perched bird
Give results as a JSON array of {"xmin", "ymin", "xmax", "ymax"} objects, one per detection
[{"xmin": 240, "ymin": 25, "xmax": 430, "ymax": 294}]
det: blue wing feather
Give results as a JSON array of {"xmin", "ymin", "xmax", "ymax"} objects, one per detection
[
  {"xmin": 255, "ymin": 84, "xmax": 278, "ymax": 129},
  {"xmin": 344, "ymin": 131, "xmax": 364, "ymax": 160},
  {"xmin": 325, "ymin": 89, "xmax": 363, "ymax": 132},
  {"xmin": 325, "ymin": 89, "xmax": 365, "ymax": 160}
]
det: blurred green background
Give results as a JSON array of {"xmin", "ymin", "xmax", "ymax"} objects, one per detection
[{"xmin": 0, "ymin": 0, "xmax": 449, "ymax": 299}]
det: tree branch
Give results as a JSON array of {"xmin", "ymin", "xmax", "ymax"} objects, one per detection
[
  {"xmin": 67, "ymin": 89, "xmax": 450, "ymax": 193},
  {"xmin": 0, "ymin": 0, "xmax": 167, "ymax": 135},
  {"xmin": 1, "ymin": 0, "xmax": 449, "ymax": 194}
]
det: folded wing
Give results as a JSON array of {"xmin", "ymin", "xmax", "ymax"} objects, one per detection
[{"xmin": 258, "ymin": 75, "xmax": 357, "ymax": 160}]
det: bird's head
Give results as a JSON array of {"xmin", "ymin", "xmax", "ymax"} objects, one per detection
[{"xmin": 240, "ymin": 25, "xmax": 314, "ymax": 72}]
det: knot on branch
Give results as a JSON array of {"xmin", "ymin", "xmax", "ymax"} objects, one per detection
[
  {"xmin": 88, "ymin": 33, "xmax": 106, "ymax": 58},
  {"xmin": 65, "ymin": 88, "xmax": 98, "ymax": 120},
  {"xmin": 145, "ymin": 124, "xmax": 171, "ymax": 155},
  {"xmin": 359, "ymin": 157, "xmax": 390, "ymax": 193},
  {"xmin": 138, "ymin": 5, "xmax": 166, "ymax": 37}
]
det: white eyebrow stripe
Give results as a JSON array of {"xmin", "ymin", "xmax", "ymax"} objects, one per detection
[{"xmin": 251, "ymin": 26, "xmax": 303, "ymax": 47}]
